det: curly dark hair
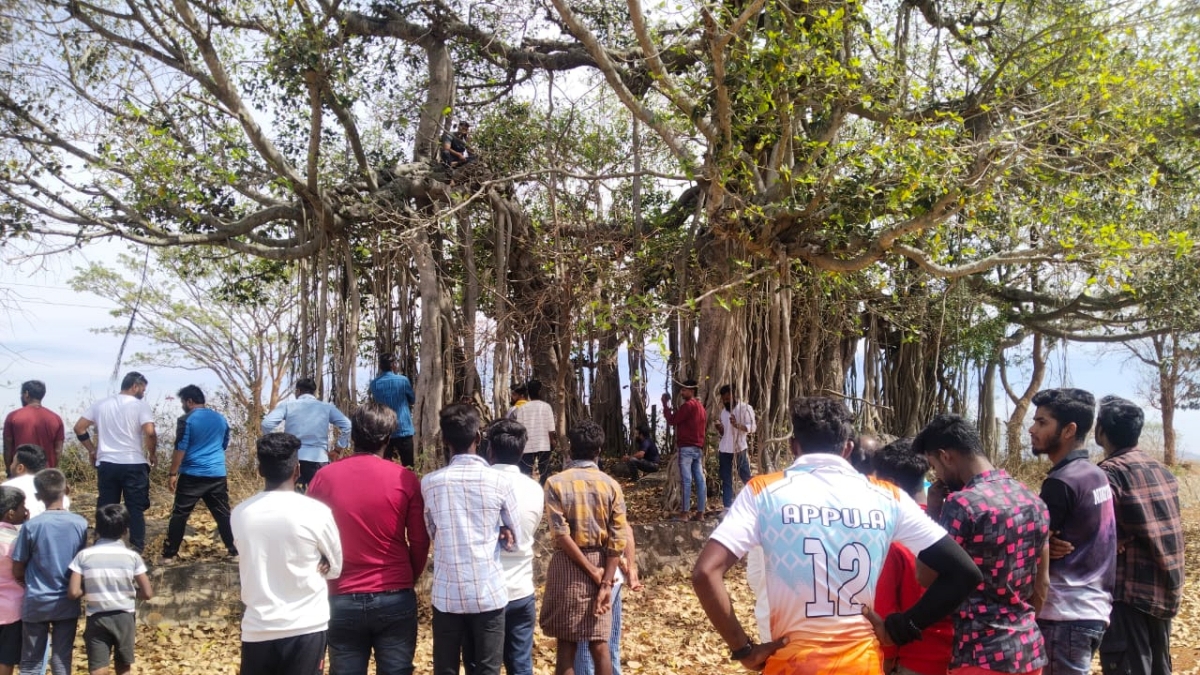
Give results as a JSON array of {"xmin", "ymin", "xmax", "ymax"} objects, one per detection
[
  {"xmin": 567, "ymin": 419, "xmax": 605, "ymax": 460},
  {"xmin": 912, "ymin": 414, "xmax": 983, "ymax": 457},
  {"xmin": 789, "ymin": 397, "xmax": 854, "ymax": 454},
  {"xmin": 871, "ymin": 438, "xmax": 928, "ymax": 496},
  {"xmin": 488, "ymin": 419, "xmax": 528, "ymax": 465},
  {"xmin": 1097, "ymin": 395, "xmax": 1143, "ymax": 449},
  {"xmin": 1031, "ymin": 388, "xmax": 1096, "ymax": 441},
  {"xmin": 256, "ymin": 433, "xmax": 300, "ymax": 483}
]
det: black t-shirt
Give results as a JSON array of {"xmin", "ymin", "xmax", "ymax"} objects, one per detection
[{"xmin": 441, "ymin": 132, "xmax": 467, "ymax": 157}]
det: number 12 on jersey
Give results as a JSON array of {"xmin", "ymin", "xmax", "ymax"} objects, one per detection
[{"xmin": 802, "ymin": 538, "xmax": 872, "ymax": 618}]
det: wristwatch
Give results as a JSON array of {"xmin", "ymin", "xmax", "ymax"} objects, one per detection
[{"xmin": 729, "ymin": 639, "xmax": 756, "ymax": 661}]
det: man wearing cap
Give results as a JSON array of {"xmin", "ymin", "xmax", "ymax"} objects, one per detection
[{"xmin": 662, "ymin": 379, "xmax": 708, "ymax": 521}]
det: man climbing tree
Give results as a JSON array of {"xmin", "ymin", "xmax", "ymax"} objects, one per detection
[{"xmin": 440, "ymin": 121, "xmax": 475, "ymax": 169}]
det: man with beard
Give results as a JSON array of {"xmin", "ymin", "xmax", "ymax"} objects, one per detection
[
  {"xmin": 73, "ymin": 372, "xmax": 158, "ymax": 553},
  {"xmin": 918, "ymin": 414, "xmax": 1051, "ymax": 675},
  {"xmin": 1029, "ymin": 388, "xmax": 1116, "ymax": 675},
  {"xmin": 715, "ymin": 384, "xmax": 755, "ymax": 510}
]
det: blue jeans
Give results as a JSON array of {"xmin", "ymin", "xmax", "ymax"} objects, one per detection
[
  {"xmin": 1038, "ymin": 618, "xmax": 1106, "ymax": 675},
  {"xmin": 328, "ymin": 589, "xmax": 418, "ymax": 675},
  {"xmin": 678, "ymin": 446, "xmax": 706, "ymax": 514},
  {"xmin": 502, "ymin": 594, "xmax": 536, "ymax": 675},
  {"xmin": 718, "ymin": 452, "xmax": 751, "ymax": 508},
  {"xmin": 20, "ymin": 618, "xmax": 77, "ymax": 675},
  {"xmin": 573, "ymin": 584, "xmax": 623, "ymax": 675},
  {"xmin": 96, "ymin": 462, "xmax": 150, "ymax": 550}
]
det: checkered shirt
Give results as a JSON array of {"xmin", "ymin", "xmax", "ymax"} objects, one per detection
[
  {"xmin": 1099, "ymin": 447, "xmax": 1185, "ymax": 619},
  {"xmin": 421, "ymin": 454, "xmax": 520, "ymax": 614},
  {"xmin": 544, "ymin": 460, "xmax": 627, "ymax": 557}
]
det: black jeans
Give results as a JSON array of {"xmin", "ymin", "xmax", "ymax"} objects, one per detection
[
  {"xmin": 96, "ymin": 462, "xmax": 150, "ymax": 551},
  {"xmin": 163, "ymin": 474, "xmax": 236, "ymax": 558},
  {"xmin": 386, "ymin": 436, "xmax": 415, "ymax": 468},
  {"xmin": 328, "ymin": 589, "xmax": 418, "ymax": 675},
  {"xmin": 297, "ymin": 461, "xmax": 327, "ymax": 493},
  {"xmin": 240, "ymin": 630, "xmax": 326, "ymax": 675},
  {"xmin": 1100, "ymin": 601, "xmax": 1172, "ymax": 675},
  {"xmin": 627, "ymin": 458, "xmax": 659, "ymax": 481},
  {"xmin": 518, "ymin": 452, "xmax": 551, "ymax": 485},
  {"xmin": 432, "ymin": 607, "xmax": 504, "ymax": 675}
]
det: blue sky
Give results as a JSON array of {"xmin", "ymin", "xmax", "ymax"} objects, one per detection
[{"xmin": 1, "ymin": 239, "xmax": 1195, "ymax": 459}]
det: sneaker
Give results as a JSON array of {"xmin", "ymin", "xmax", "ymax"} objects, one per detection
[
  {"xmin": 226, "ymin": 553, "xmax": 239, "ymax": 563},
  {"xmin": 156, "ymin": 556, "xmax": 175, "ymax": 566}
]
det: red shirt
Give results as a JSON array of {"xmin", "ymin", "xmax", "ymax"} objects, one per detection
[
  {"xmin": 875, "ymin": 505, "xmax": 954, "ymax": 675},
  {"xmin": 3, "ymin": 405, "xmax": 64, "ymax": 468},
  {"xmin": 307, "ymin": 454, "xmax": 430, "ymax": 594},
  {"xmin": 664, "ymin": 397, "xmax": 707, "ymax": 449}
]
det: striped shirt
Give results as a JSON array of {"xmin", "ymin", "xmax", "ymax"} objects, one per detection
[
  {"xmin": 369, "ymin": 372, "xmax": 416, "ymax": 438},
  {"xmin": 512, "ymin": 400, "xmax": 555, "ymax": 455},
  {"xmin": 68, "ymin": 539, "xmax": 147, "ymax": 615},
  {"xmin": 422, "ymin": 454, "xmax": 520, "ymax": 614},
  {"xmin": 544, "ymin": 460, "xmax": 628, "ymax": 557}
]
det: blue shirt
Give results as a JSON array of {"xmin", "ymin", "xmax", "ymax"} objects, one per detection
[
  {"xmin": 369, "ymin": 372, "xmax": 415, "ymax": 438},
  {"xmin": 176, "ymin": 408, "xmax": 230, "ymax": 478},
  {"xmin": 12, "ymin": 510, "xmax": 88, "ymax": 622},
  {"xmin": 261, "ymin": 395, "xmax": 352, "ymax": 463}
]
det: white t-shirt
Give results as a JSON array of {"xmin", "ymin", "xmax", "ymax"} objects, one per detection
[
  {"xmin": 84, "ymin": 394, "xmax": 155, "ymax": 465},
  {"xmin": 231, "ymin": 491, "xmax": 343, "ymax": 642},
  {"xmin": 2, "ymin": 474, "xmax": 69, "ymax": 519},
  {"xmin": 512, "ymin": 400, "xmax": 555, "ymax": 455},
  {"xmin": 718, "ymin": 402, "xmax": 757, "ymax": 454},
  {"xmin": 710, "ymin": 453, "xmax": 945, "ymax": 661},
  {"xmin": 493, "ymin": 464, "xmax": 544, "ymax": 601}
]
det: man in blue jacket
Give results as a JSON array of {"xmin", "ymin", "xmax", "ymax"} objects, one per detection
[
  {"xmin": 369, "ymin": 353, "xmax": 417, "ymax": 467},
  {"xmin": 261, "ymin": 378, "xmax": 351, "ymax": 492}
]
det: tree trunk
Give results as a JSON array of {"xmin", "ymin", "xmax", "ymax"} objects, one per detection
[
  {"xmin": 978, "ymin": 355, "xmax": 999, "ymax": 461},
  {"xmin": 591, "ymin": 326, "xmax": 625, "ymax": 457},
  {"xmin": 412, "ymin": 228, "xmax": 447, "ymax": 467},
  {"xmin": 1157, "ymin": 334, "xmax": 1178, "ymax": 466},
  {"xmin": 1002, "ymin": 332, "xmax": 1048, "ymax": 463}
]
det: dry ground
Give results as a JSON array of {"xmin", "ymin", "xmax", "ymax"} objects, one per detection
[{"xmin": 51, "ymin": 468, "xmax": 1200, "ymax": 674}]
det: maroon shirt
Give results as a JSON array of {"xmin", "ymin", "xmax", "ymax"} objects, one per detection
[
  {"xmin": 3, "ymin": 405, "xmax": 64, "ymax": 468},
  {"xmin": 307, "ymin": 453, "xmax": 430, "ymax": 594},
  {"xmin": 664, "ymin": 397, "xmax": 707, "ymax": 449}
]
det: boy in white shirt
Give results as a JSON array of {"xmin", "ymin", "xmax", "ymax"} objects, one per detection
[{"xmin": 232, "ymin": 433, "xmax": 342, "ymax": 675}]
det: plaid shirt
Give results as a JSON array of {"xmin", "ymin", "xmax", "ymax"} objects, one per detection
[
  {"xmin": 422, "ymin": 454, "xmax": 520, "ymax": 614},
  {"xmin": 544, "ymin": 460, "xmax": 628, "ymax": 557},
  {"xmin": 1098, "ymin": 447, "xmax": 1184, "ymax": 619}
]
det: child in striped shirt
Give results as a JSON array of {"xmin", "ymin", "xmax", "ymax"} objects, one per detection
[{"xmin": 68, "ymin": 504, "xmax": 153, "ymax": 675}]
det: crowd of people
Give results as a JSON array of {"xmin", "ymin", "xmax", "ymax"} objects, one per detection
[
  {"xmin": 693, "ymin": 388, "xmax": 1183, "ymax": 675},
  {"xmin": 0, "ymin": 366, "xmax": 1186, "ymax": 675}
]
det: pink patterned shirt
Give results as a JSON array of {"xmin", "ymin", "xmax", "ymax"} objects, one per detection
[
  {"xmin": 940, "ymin": 470, "xmax": 1049, "ymax": 673},
  {"xmin": 0, "ymin": 522, "xmax": 24, "ymax": 625}
]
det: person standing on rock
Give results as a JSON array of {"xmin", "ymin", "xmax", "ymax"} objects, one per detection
[
  {"xmin": 260, "ymin": 378, "xmax": 351, "ymax": 492},
  {"xmin": 308, "ymin": 402, "xmax": 429, "ymax": 675},
  {"xmin": 160, "ymin": 385, "xmax": 237, "ymax": 565},
  {"xmin": 1094, "ymin": 396, "xmax": 1183, "ymax": 675},
  {"xmin": 73, "ymin": 371, "xmax": 157, "ymax": 553},
  {"xmin": 662, "ymin": 379, "xmax": 707, "ymax": 521},
  {"xmin": 715, "ymin": 384, "xmax": 755, "ymax": 511},
  {"xmin": 3, "ymin": 380, "xmax": 64, "ymax": 474},
  {"xmin": 233, "ymin": 432, "xmax": 343, "ymax": 675},
  {"xmin": 369, "ymin": 354, "xmax": 417, "ymax": 468}
]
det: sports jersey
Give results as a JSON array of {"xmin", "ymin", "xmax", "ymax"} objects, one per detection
[{"xmin": 710, "ymin": 452, "xmax": 946, "ymax": 675}]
